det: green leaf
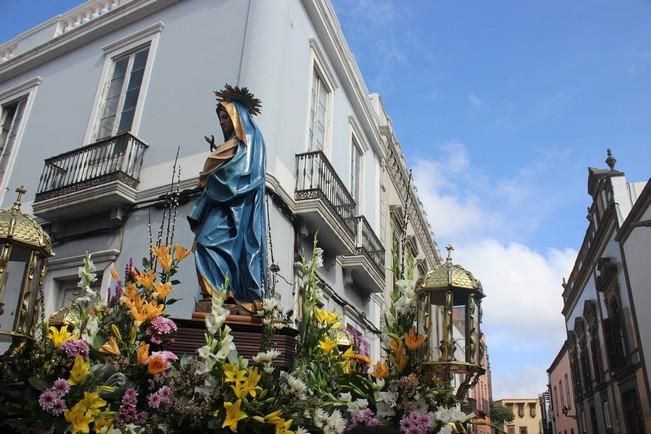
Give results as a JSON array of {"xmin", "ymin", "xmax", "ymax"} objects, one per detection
[{"xmin": 27, "ymin": 376, "xmax": 48, "ymax": 391}]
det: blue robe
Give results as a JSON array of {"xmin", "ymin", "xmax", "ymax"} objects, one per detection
[{"xmin": 188, "ymin": 101, "xmax": 267, "ymax": 302}]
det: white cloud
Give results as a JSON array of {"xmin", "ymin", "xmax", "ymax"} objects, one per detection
[
  {"xmin": 457, "ymin": 239, "xmax": 575, "ymax": 342},
  {"xmin": 492, "ymin": 364, "xmax": 551, "ymax": 400}
]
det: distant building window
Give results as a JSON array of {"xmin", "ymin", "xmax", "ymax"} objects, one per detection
[
  {"xmin": 308, "ymin": 68, "xmax": 329, "ymax": 152},
  {"xmin": 554, "ymin": 386, "xmax": 559, "ymax": 416},
  {"xmin": 560, "ymin": 379, "xmax": 565, "ymax": 409},
  {"xmin": 565, "ymin": 374, "xmax": 571, "ymax": 408},
  {"xmin": 96, "ymin": 45, "xmax": 150, "ymax": 140},
  {"xmin": 507, "ymin": 426, "xmax": 515, "ymax": 434},
  {"xmin": 529, "ymin": 403, "xmax": 536, "ymax": 418},
  {"xmin": 519, "ymin": 427, "xmax": 528, "ymax": 434},
  {"xmin": 518, "ymin": 403, "xmax": 525, "ymax": 418},
  {"xmin": 0, "ymin": 97, "xmax": 27, "ymax": 185}
]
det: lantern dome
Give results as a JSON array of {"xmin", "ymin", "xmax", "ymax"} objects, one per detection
[
  {"xmin": 418, "ymin": 246, "xmax": 482, "ymax": 295},
  {"xmin": 0, "ymin": 187, "xmax": 53, "ymax": 256}
]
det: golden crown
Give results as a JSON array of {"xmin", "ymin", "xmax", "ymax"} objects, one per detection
[{"xmin": 214, "ymin": 84, "xmax": 262, "ymax": 116}]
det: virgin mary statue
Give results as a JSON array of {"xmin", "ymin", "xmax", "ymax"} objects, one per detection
[{"xmin": 188, "ymin": 85, "xmax": 267, "ymax": 307}]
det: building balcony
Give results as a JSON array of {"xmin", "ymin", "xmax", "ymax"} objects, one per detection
[
  {"xmin": 340, "ymin": 215, "xmax": 385, "ymax": 293},
  {"xmin": 33, "ymin": 132, "xmax": 147, "ymax": 222},
  {"xmin": 295, "ymin": 151, "xmax": 356, "ymax": 255}
]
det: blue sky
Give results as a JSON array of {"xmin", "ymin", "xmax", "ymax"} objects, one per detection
[
  {"xmin": 331, "ymin": 0, "xmax": 651, "ymax": 398},
  {"xmin": 2, "ymin": 0, "xmax": 651, "ymax": 399}
]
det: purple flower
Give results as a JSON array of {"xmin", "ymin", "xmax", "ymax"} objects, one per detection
[
  {"xmin": 352, "ymin": 409, "xmax": 381, "ymax": 427},
  {"xmin": 158, "ymin": 385, "xmax": 171, "ymax": 400},
  {"xmin": 52, "ymin": 378, "xmax": 70, "ymax": 396},
  {"xmin": 147, "ymin": 317, "xmax": 177, "ymax": 339},
  {"xmin": 118, "ymin": 387, "xmax": 140, "ymax": 425},
  {"xmin": 39, "ymin": 390, "xmax": 57, "ymax": 410},
  {"xmin": 123, "ymin": 387, "xmax": 138, "ymax": 402},
  {"xmin": 148, "ymin": 392, "xmax": 162, "ymax": 409},
  {"xmin": 399, "ymin": 411, "xmax": 432, "ymax": 434},
  {"xmin": 59, "ymin": 339, "xmax": 90, "ymax": 359},
  {"xmin": 51, "ymin": 398, "xmax": 67, "ymax": 416}
]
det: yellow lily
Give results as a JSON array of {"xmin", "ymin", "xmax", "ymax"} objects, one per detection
[
  {"xmin": 223, "ymin": 362, "xmax": 247, "ymax": 384},
  {"xmin": 275, "ymin": 418, "xmax": 294, "ymax": 434},
  {"xmin": 49, "ymin": 324, "xmax": 75, "ymax": 348},
  {"xmin": 318, "ymin": 336, "xmax": 337, "ymax": 353},
  {"xmin": 222, "ymin": 399, "xmax": 247, "ymax": 432},
  {"xmin": 64, "ymin": 404, "xmax": 93, "ymax": 434},
  {"xmin": 68, "ymin": 355, "xmax": 89, "ymax": 385}
]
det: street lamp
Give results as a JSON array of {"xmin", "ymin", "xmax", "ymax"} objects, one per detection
[
  {"xmin": 0, "ymin": 187, "xmax": 53, "ymax": 347},
  {"xmin": 416, "ymin": 245, "xmax": 485, "ymax": 398}
]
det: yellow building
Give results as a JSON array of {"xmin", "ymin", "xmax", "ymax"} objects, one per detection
[{"xmin": 494, "ymin": 398, "xmax": 542, "ymax": 434}]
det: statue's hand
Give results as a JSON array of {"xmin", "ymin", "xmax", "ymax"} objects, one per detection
[{"xmin": 204, "ymin": 135, "xmax": 217, "ymax": 151}]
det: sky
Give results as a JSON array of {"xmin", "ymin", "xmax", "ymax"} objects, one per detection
[{"xmin": 2, "ymin": 0, "xmax": 651, "ymax": 400}]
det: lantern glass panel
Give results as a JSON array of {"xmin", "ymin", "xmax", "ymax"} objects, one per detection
[
  {"xmin": 452, "ymin": 292, "xmax": 467, "ymax": 362},
  {"xmin": 472, "ymin": 296, "xmax": 481, "ymax": 364},
  {"xmin": 0, "ymin": 245, "xmax": 30, "ymax": 332},
  {"xmin": 427, "ymin": 291, "xmax": 446, "ymax": 362}
]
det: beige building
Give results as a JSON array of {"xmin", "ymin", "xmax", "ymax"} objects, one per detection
[{"xmin": 495, "ymin": 398, "xmax": 542, "ymax": 434}]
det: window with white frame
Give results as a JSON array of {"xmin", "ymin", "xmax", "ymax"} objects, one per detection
[
  {"xmin": 308, "ymin": 68, "xmax": 329, "ymax": 151},
  {"xmin": 350, "ymin": 137, "xmax": 363, "ymax": 213},
  {"xmin": 0, "ymin": 97, "xmax": 27, "ymax": 184},
  {"xmin": 96, "ymin": 45, "xmax": 150, "ymax": 140}
]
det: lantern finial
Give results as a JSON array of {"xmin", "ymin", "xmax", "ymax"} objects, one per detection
[
  {"xmin": 12, "ymin": 185, "xmax": 26, "ymax": 210},
  {"xmin": 445, "ymin": 244, "xmax": 454, "ymax": 264}
]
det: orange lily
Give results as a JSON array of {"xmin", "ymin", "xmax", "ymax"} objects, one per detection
[
  {"xmin": 99, "ymin": 336, "xmax": 121, "ymax": 356},
  {"xmin": 371, "ymin": 361, "xmax": 389, "ymax": 379},
  {"xmin": 157, "ymin": 253, "xmax": 173, "ymax": 273},
  {"xmin": 174, "ymin": 245, "xmax": 192, "ymax": 262},
  {"xmin": 404, "ymin": 328, "xmax": 425, "ymax": 351},
  {"xmin": 151, "ymin": 244, "xmax": 170, "ymax": 259},
  {"xmin": 153, "ymin": 281, "xmax": 173, "ymax": 299},
  {"xmin": 136, "ymin": 342, "xmax": 150, "ymax": 365},
  {"xmin": 135, "ymin": 270, "xmax": 156, "ymax": 289},
  {"xmin": 110, "ymin": 264, "xmax": 121, "ymax": 281}
]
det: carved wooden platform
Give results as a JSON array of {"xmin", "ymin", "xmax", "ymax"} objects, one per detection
[{"xmin": 168, "ymin": 316, "xmax": 298, "ymax": 369}]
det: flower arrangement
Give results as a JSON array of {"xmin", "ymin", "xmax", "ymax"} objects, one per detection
[{"xmin": 0, "ymin": 233, "xmax": 482, "ymax": 433}]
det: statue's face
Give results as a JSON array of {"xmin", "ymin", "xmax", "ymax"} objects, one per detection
[{"xmin": 218, "ymin": 108, "xmax": 234, "ymax": 139}]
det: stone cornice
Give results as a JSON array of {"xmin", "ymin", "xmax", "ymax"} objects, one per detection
[{"xmin": 381, "ymin": 126, "xmax": 440, "ymax": 267}]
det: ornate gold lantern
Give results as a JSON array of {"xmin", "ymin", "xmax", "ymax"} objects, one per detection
[
  {"xmin": 0, "ymin": 187, "xmax": 53, "ymax": 344},
  {"xmin": 416, "ymin": 245, "xmax": 485, "ymax": 397}
]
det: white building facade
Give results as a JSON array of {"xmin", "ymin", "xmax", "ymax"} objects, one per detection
[
  {"xmin": 562, "ymin": 152, "xmax": 651, "ymax": 434},
  {"xmin": 0, "ymin": 0, "xmax": 439, "ymax": 359}
]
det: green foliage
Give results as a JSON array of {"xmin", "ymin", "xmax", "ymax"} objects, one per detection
[{"xmin": 490, "ymin": 402, "xmax": 515, "ymax": 425}]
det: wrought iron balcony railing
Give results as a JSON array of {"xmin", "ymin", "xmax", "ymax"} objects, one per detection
[
  {"xmin": 353, "ymin": 215, "xmax": 385, "ymax": 274},
  {"xmin": 295, "ymin": 151, "xmax": 356, "ymax": 237},
  {"xmin": 35, "ymin": 132, "xmax": 148, "ymax": 201}
]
